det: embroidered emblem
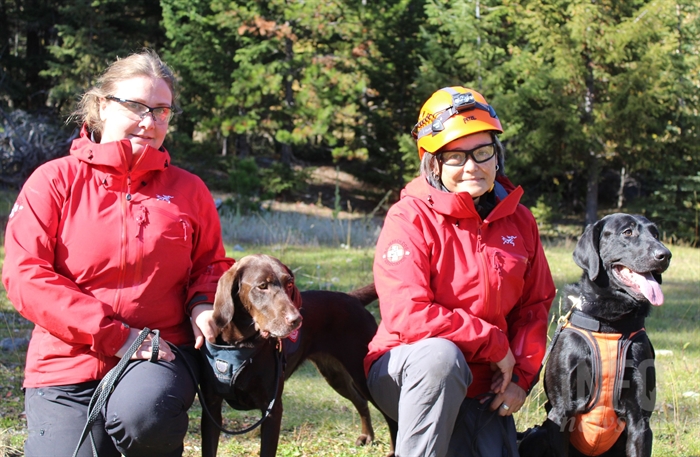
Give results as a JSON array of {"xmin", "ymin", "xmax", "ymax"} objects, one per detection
[
  {"xmin": 156, "ymin": 194, "xmax": 174, "ymax": 203},
  {"xmin": 287, "ymin": 329, "xmax": 299, "ymax": 343},
  {"xmin": 9, "ymin": 203, "xmax": 24, "ymax": 219},
  {"xmin": 215, "ymin": 358, "xmax": 229, "ymax": 374},
  {"xmin": 383, "ymin": 241, "xmax": 410, "ymax": 264},
  {"xmin": 502, "ymin": 235, "xmax": 517, "ymax": 246}
]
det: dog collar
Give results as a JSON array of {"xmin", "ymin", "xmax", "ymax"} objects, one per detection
[{"xmin": 569, "ymin": 309, "xmax": 645, "ymax": 335}]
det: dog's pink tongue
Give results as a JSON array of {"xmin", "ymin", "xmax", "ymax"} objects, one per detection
[{"xmin": 620, "ymin": 268, "xmax": 664, "ymax": 306}]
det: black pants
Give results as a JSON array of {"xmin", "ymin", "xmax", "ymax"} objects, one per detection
[
  {"xmin": 446, "ymin": 396, "xmax": 519, "ymax": 457},
  {"xmin": 24, "ymin": 346, "xmax": 200, "ymax": 457}
]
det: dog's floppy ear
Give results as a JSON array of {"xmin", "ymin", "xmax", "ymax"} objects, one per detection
[
  {"xmin": 282, "ymin": 264, "xmax": 303, "ymax": 310},
  {"xmin": 213, "ymin": 265, "xmax": 240, "ymax": 327},
  {"xmin": 573, "ymin": 218, "xmax": 606, "ymax": 281}
]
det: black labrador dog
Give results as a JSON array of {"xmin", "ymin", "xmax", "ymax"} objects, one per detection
[
  {"xmin": 199, "ymin": 254, "xmax": 397, "ymax": 457},
  {"xmin": 519, "ymin": 213, "xmax": 671, "ymax": 457}
]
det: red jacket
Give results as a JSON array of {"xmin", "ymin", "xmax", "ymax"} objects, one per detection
[
  {"xmin": 365, "ymin": 176, "xmax": 555, "ymax": 396},
  {"xmin": 2, "ymin": 127, "xmax": 233, "ymax": 388}
]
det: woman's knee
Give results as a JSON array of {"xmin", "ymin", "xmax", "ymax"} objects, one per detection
[
  {"xmin": 105, "ymin": 389, "xmax": 190, "ymax": 455},
  {"xmin": 407, "ymin": 338, "xmax": 472, "ymax": 389},
  {"xmin": 104, "ymin": 359, "xmax": 196, "ymax": 455}
]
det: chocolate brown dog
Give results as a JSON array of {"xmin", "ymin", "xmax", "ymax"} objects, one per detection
[
  {"xmin": 200, "ymin": 254, "xmax": 397, "ymax": 457},
  {"xmin": 519, "ymin": 214, "xmax": 671, "ymax": 457}
]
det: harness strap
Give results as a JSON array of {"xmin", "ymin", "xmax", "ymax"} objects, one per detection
[
  {"xmin": 193, "ymin": 341, "xmax": 285, "ymax": 435},
  {"xmin": 570, "ymin": 311, "xmax": 601, "ymax": 332},
  {"xmin": 530, "ymin": 295, "xmax": 646, "ymax": 394},
  {"xmin": 563, "ymin": 323, "xmax": 646, "ymax": 456}
]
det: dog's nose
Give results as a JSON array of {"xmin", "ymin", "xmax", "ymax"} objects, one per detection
[
  {"xmin": 287, "ymin": 313, "xmax": 302, "ymax": 328},
  {"xmin": 654, "ymin": 247, "xmax": 672, "ymax": 263}
]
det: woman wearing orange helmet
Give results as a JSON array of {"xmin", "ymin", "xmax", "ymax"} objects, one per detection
[{"xmin": 364, "ymin": 87, "xmax": 555, "ymax": 456}]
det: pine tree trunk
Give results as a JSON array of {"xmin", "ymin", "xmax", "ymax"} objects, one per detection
[{"xmin": 585, "ymin": 154, "xmax": 599, "ymax": 226}]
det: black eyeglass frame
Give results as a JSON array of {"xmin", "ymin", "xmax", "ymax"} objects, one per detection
[
  {"xmin": 438, "ymin": 143, "xmax": 497, "ymax": 166},
  {"xmin": 105, "ymin": 96, "xmax": 181, "ymax": 123}
]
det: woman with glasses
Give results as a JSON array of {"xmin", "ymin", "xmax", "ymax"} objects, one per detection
[
  {"xmin": 365, "ymin": 86, "xmax": 555, "ymax": 457},
  {"xmin": 3, "ymin": 49, "xmax": 232, "ymax": 456}
]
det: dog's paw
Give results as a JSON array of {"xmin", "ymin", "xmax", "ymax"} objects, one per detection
[{"xmin": 354, "ymin": 433, "xmax": 373, "ymax": 446}]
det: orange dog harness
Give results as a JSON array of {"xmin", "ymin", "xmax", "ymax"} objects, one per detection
[{"xmin": 561, "ymin": 321, "xmax": 646, "ymax": 456}]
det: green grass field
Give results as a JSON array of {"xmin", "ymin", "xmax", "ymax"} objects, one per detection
[{"xmin": 1, "ymin": 215, "xmax": 698, "ymax": 455}]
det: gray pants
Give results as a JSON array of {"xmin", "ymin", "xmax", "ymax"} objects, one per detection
[
  {"xmin": 23, "ymin": 346, "xmax": 200, "ymax": 457},
  {"xmin": 367, "ymin": 338, "xmax": 519, "ymax": 457}
]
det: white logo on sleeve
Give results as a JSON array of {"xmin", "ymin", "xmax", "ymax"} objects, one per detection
[
  {"xmin": 156, "ymin": 194, "xmax": 174, "ymax": 203},
  {"xmin": 9, "ymin": 203, "xmax": 23, "ymax": 219},
  {"xmin": 502, "ymin": 235, "xmax": 517, "ymax": 246},
  {"xmin": 383, "ymin": 241, "xmax": 410, "ymax": 264}
]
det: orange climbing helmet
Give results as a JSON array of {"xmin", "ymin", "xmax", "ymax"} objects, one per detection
[{"xmin": 412, "ymin": 86, "xmax": 503, "ymax": 160}]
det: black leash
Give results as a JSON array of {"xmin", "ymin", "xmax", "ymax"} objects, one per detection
[
  {"xmin": 527, "ymin": 297, "xmax": 574, "ymax": 395},
  {"xmin": 72, "ymin": 330, "xmax": 283, "ymax": 456},
  {"xmin": 71, "ymin": 328, "xmax": 157, "ymax": 457}
]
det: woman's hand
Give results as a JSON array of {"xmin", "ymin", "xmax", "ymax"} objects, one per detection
[
  {"xmin": 115, "ymin": 327, "xmax": 175, "ymax": 362},
  {"xmin": 489, "ymin": 382, "xmax": 526, "ymax": 416},
  {"xmin": 191, "ymin": 304, "xmax": 219, "ymax": 349},
  {"xmin": 490, "ymin": 347, "xmax": 515, "ymax": 394}
]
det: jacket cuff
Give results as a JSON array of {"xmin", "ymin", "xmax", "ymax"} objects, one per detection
[
  {"xmin": 98, "ymin": 321, "xmax": 131, "ymax": 357},
  {"xmin": 513, "ymin": 367, "xmax": 534, "ymax": 393},
  {"xmin": 186, "ymin": 293, "xmax": 213, "ymax": 315}
]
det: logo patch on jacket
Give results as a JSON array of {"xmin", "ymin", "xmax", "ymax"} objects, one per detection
[
  {"xmin": 502, "ymin": 235, "xmax": 517, "ymax": 246},
  {"xmin": 383, "ymin": 240, "xmax": 411, "ymax": 264},
  {"xmin": 9, "ymin": 202, "xmax": 24, "ymax": 219},
  {"xmin": 157, "ymin": 194, "xmax": 174, "ymax": 203}
]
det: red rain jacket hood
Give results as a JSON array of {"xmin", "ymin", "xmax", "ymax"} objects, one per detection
[
  {"xmin": 365, "ymin": 176, "xmax": 555, "ymax": 396},
  {"xmin": 3, "ymin": 126, "xmax": 232, "ymax": 387}
]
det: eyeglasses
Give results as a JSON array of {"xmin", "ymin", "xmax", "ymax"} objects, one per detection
[
  {"xmin": 106, "ymin": 96, "xmax": 180, "ymax": 124},
  {"xmin": 439, "ymin": 143, "xmax": 496, "ymax": 166}
]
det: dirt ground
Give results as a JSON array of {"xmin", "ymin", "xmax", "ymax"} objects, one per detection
[{"xmin": 215, "ymin": 165, "xmax": 391, "ymax": 219}]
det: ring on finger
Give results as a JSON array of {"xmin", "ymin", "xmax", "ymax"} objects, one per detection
[{"xmin": 501, "ymin": 403, "xmax": 510, "ymax": 411}]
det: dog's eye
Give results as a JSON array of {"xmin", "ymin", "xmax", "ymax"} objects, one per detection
[
  {"xmin": 622, "ymin": 229, "xmax": 633, "ymax": 237},
  {"xmin": 258, "ymin": 283, "xmax": 268, "ymax": 290}
]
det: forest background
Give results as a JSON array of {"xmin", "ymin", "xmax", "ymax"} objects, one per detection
[
  {"xmin": 1, "ymin": 0, "xmax": 700, "ymax": 244},
  {"xmin": 2, "ymin": 1, "xmax": 700, "ymax": 455}
]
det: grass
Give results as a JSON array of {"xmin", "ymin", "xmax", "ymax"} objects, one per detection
[{"xmin": 0, "ymin": 200, "xmax": 699, "ymax": 456}]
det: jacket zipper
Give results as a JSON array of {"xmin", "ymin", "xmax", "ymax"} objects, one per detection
[
  {"xmin": 477, "ymin": 223, "xmax": 504, "ymax": 320},
  {"xmin": 476, "ymin": 225, "xmax": 491, "ymax": 317},
  {"xmin": 112, "ymin": 172, "xmax": 131, "ymax": 313},
  {"xmin": 133, "ymin": 206, "xmax": 149, "ymax": 286},
  {"xmin": 114, "ymin": 146, "xmax": 146, "ymax": 309}
]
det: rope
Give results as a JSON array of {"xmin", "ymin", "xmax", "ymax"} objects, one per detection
[
  {"xmin": 71, "ymin": 328, "xmax": 156, "ymax": 457},
  {"xmin": 71, "ymin": 329, "xmax": 283, "ymax": 457}
]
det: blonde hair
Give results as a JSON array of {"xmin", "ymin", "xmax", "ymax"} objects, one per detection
[{"xmin": 70, "ymin": 49, "xmax": 179, "ymax": 134}]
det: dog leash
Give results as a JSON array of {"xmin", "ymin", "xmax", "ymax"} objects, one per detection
[
  {"xmin": 72, "ymin": 330, "xmax": 283, "ymax": 456},
  {"xmin": 71, "ymin": 328, "xmax": 157, "ymax": 457},
  {"xmin": 526, "ymin": 296, "xmax": 575, "ymax": 395}
]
